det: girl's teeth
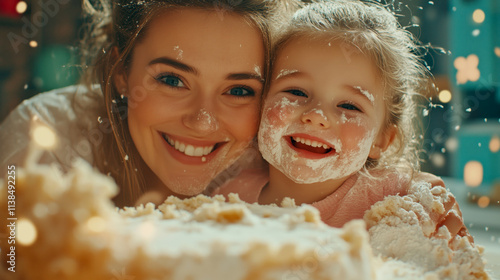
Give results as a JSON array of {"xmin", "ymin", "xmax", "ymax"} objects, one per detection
[
  {"xmin": 165, "ymin": 135, "xmax": 214, "ymax": 157},
  {"xmin": 293, "ymin": 136, "xmax": 331, "ymax": 149}
]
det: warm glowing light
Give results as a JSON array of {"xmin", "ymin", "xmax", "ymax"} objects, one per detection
[
  {"xmin": 431, "ymin": 153, "xmax": 445, "ymax": 168},
  {"xmin": 33, "ymin": 125, "xmax": 56, "ymax": 148},
  {"xmin": 438, "ymin": 90, "xmax": 452, "ymax": 103},
  {"xmin": 477, "ymin": 196, "xmax": 490, "ymax": 208},
  {"xmin": 463, "ymin": 161, "xmax": 483, "ymax": 187},
  {"xmin": 445, "ymin": 137, "xmax": 458, "ymax": 152},
  {"xmin": 490, "ymin": 136, "xmax": 500, "ymax": 153},
  {"xmin": 454, "ymin": 54, "xmax": 480, "ymax": 84},
  {"xmin": 472, "ymin": 9, "xmax": 485, "ymax": 24},
  {"xmin": 17, "ymin": 218, "xmax": 37, "ymax": 246},
  {"xmin": 29, "ymin": 40, "xmax": 38, "ymax": 48},
  {"xmin": 495, "ymin": 47, "xmax": 500, "ymax": 58},
  {"xmin": 16, "ymin": 1, "xmax": 28, "ymax": 14},
  {"xmin": 86, "ymin": 216, "xmax": 107, "ymax": 233}
]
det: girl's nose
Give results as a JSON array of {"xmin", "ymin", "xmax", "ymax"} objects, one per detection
[
  {"xmin": 182, "ymin": 107, "xmax": 219, "ymax": 133},
  {"xmin": 301, "ymin": 108, "xmax": 330, "ymax": 129}
]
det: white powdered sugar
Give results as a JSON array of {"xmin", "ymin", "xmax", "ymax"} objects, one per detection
[
  {"xmin": 353, "ymin": 86, "xmax": 375, "ymax": 105},
  {"xmin": 258, "ymin": 96, "xmax": 377, "ymax": 184},
  {"xmin": 254, "ymin": 65, "xmax": 262, "ymax": 79},
  {"xmin": 364, "ymin": 181, "xmax": 490, "ymax": 279},
  {"xmin": 173, "ymin": 45, "xmax": 183, "ymax": 60},
  {"xmin": 275, "ymin": 69, "xmax": 298, "ymax": 80}
]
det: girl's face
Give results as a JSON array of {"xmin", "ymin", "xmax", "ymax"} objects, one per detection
[
  {"xmin": 116, "ymin": 8, "xmax": 264, "ymax": 195},
  {"xmin": 259, "ymin": 38, "xmax": 393, "ymax": 184}
]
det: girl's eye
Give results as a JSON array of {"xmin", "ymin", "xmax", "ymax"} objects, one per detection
[
  {"xmin": 285, "ymin": 89, "xmax": 308, "ymax": 97},
  {"xmin": 225, "ymin": 86, "xmax": 255, "ymax": 97},
  {"xmin": 156, "ymin": 74, "xmax": 185, "ymax": 88},
  {"xmin": 338, "ymin": 102, "xmax": 362, "ymax": 112}
]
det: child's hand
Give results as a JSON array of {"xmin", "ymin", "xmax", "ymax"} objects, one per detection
[{"xmin": 414, "ymin": 172, "xmax": 474, "ymax": 243}]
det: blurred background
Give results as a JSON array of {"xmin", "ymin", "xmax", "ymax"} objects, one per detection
[{"xmin": 0, "ymin": 0, "xmax": 499, "ymax": 275}]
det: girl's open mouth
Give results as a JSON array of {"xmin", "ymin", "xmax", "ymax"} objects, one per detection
[{"xmin": 285, "ymin": 135, "xmax": 336, "ymax": 159}]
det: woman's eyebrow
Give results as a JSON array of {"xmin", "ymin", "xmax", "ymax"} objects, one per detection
[
  {"xmin": 148, "ymin": 57, "xmax": 198, "ymax": 75},
  {"xmin": 227, "ymin": 73, "xmax": 264, "ymax": 84}
]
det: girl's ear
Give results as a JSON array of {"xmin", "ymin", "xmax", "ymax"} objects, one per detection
[
  {"xmin": 112, "ymin": 47, "xmax": 128, "ymax": 96},
  {"xmin": 369, "ymin": 124, "xmax": 397, "ymax": 159}
]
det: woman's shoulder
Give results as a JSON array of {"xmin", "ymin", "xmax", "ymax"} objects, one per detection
[
  {"xmin": 15, "ymin": 85, "xmax": 102, "ymax": 120},
  {"xmin": 0, "ymin": 85, "xmax": 104, "ymax": 170}
]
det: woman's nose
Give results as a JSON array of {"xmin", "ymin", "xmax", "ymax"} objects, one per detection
[
  {"xmin": 182, "ymin": 107, "xmax": 219, "ymax": 133},
  {"xmin": 301, "ymin": 108, "xmax": 330, "ymax": 129}
]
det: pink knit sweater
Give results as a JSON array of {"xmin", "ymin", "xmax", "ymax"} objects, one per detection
[{"xmin": 213, "ymin": 169, "xmax": 420, "ymax": 228}]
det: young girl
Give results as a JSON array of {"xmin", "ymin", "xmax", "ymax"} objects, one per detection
[
  {"xmin": 0, "ymin": 0, "xmax": 294, "ymax": 207},
  {"xmin": 215, "ymin": 0, "xmax": 470, "ymax": 239}
]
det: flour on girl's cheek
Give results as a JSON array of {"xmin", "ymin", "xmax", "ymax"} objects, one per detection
[{"xmin": 258, "ymin": 96, "xmax": 378, "ymax": 184}]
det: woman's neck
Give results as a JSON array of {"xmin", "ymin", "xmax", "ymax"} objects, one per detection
[{"xmin": 258, "ymin": 165, "xmax": 349, "ymax": 206}]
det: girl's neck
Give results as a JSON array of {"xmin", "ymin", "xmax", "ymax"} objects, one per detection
[{"xmin": 258, "ymin": 165, "xmax": 349, "ymax": 206}]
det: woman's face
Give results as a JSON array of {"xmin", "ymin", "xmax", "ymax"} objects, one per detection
[{"xmin": 117, "ymin": 8, "xmax": 264, "ymax": 196}]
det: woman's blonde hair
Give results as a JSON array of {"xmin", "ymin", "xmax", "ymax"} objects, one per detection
[
  {"xmin": 273, "ymin": 0, "xmax": 433, "ymax": 178},
  {"xmin": 78, "ymin": 0, "xmax": 297, "ymax": 206}
]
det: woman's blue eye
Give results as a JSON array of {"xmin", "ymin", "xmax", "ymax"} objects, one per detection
[
  {"xmin": 227, "ymin": 87, "xmax": 254, "ymax": 97},
  {"xmin": 286, "ymin": 89, "xmax": 307, "ymax": 97},
  {"xmin": 339, "ymin": 103, "xmax": 361, "ymax": 111},
  {"xmin": 157, "ymin": 75, "xmax": 185, "ymax": 88}
]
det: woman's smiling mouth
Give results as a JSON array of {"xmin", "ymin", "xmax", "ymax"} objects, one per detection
[{"xmin": 160, "ymin": 133, "xmax": 226, "ymax": 164}]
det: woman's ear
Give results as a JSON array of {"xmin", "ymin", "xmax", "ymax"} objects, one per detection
[
  {"xmin": 112, "ymin": 47, "xmax": 128, "ymax": 96},
  {"xmin": 369, "ymin": 124, "xmax": 397, "ymax": 159}
]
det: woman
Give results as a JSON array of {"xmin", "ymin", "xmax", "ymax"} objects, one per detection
[{"xmin": 0, "ymin": 0, "xmax": 295, "ymax": 206}]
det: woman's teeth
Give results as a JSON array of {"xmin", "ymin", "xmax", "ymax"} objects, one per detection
[
  {"xmin": 165, "ymin": 135, "xmax": 214, "ymax": 157},
  {"xmin": 292, "ymin": 136, "xmax": 331, "ymax": 149}
]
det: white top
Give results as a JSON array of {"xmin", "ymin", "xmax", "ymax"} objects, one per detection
[{"xmin": 0, "ymin": 85, "xmax": 104, "ymax": 174}]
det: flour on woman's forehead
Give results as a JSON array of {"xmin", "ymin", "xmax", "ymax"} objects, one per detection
[{"xmin": 173, "ymin": 46, "xmax": 183, "ymax": 60}]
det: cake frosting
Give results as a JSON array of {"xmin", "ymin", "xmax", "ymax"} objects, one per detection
[
  {"xmin": 0, "ymin": 158, "xmax": 491, "ymax": 279},
  {"xmin": 0, "ymin": 159, "xmax": 374, "ymax": 280}
]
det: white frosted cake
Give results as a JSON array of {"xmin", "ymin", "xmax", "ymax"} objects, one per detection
[
  {"xmin": 0, "ymin": 160, "xmax": 374, "ymax": 280},
  {"xmin": 0, "ymin": 157, "xmax": 490, "ymax": 279}
]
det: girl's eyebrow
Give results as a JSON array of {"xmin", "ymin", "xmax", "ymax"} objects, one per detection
[
  {"xmin": 349, "ymin": 86, "xmax": 375, "ymax": 106},
  {"xmin": 148, "ymin": 56, "xmax": 263, "ymax": 83}
]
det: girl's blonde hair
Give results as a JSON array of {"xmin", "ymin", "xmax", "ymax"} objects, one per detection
[
  {"xmin": 78, "ymin": 0, "xmax": 297, "ymax": 206},
  {"xmin": 273, "ymin": 0, "xmax": 432, "ymax": 178}
]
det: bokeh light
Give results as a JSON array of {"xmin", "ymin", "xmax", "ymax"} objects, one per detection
[
  {"xmin": 15, "ymin": 1, "xmax": 27, "ymax": 14},
  {"xmin": 33, "ymin": 125, "xmax": 57, "ymax": 148},
  {"xmin": 489, "ymin": 136, "xmax": 500, "ymax": 153},
  {"xmin": 438, "ymin": 90, "xmax": 452, "ymax": 103},
  {"xmin": 463, "ymin": 161, "xmax": 483, "ymax": 187},
  {"xmin": 472, "ymin": 9, "xmax": 485, "ymax": 24},
  {"xmin": 17, "ymin": 218, "xmax": 37, "ymax": 246},
  {"xmin": 445, "ymin": 137, "xmax": 458, "ymax": 152},
  {"xmin": 495, "ymin": 47, "xmax": 500, "ymax": 58},
  {"xmin": 477, "ymin": 196, "xmax": 490, "ymax": 208},
  {"xmin": 29, "ymin": 40, "xmax": 38, "ymax": 48}
]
